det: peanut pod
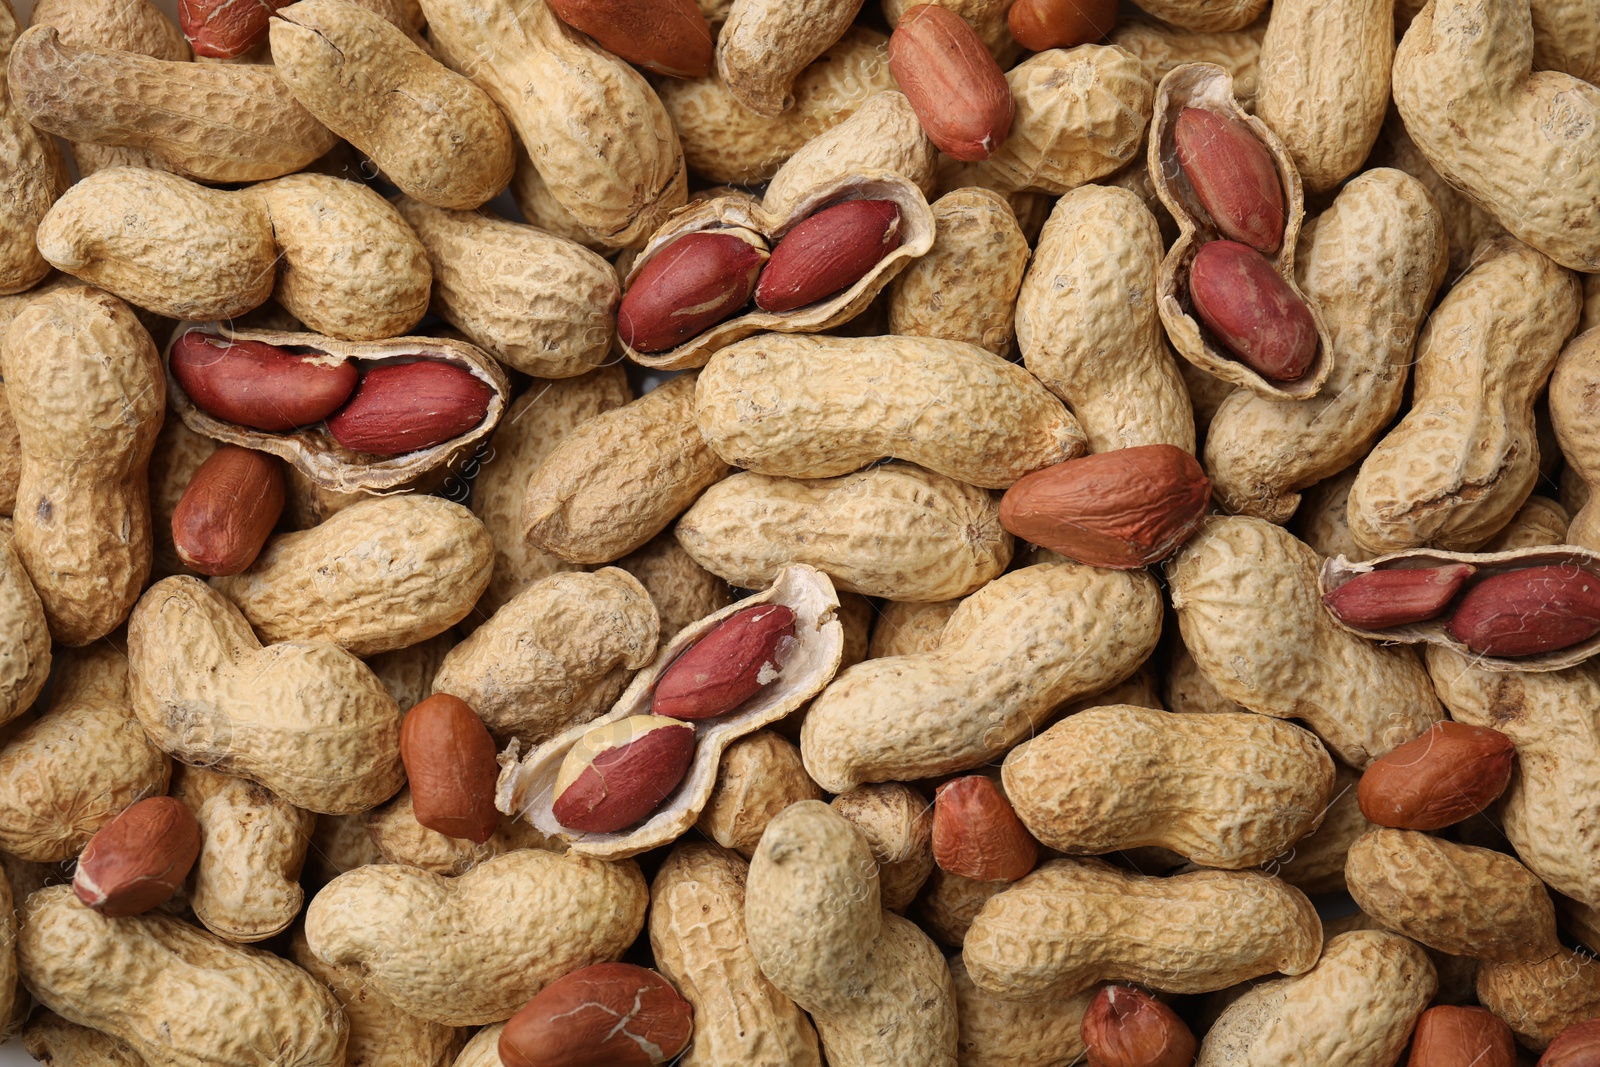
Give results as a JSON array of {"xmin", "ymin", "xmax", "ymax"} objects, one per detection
[{"xmin": 0, "ymin": 0, "xmax": 70, "ymax": 296}]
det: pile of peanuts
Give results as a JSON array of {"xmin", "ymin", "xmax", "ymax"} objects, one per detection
[{"xmin": 1, "ymin": 0, "xmax": 1599, "ymax": 1061}]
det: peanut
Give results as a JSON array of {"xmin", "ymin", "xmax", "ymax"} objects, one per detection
[
  {"xmin": 0, "ymin": 517, "xmax": 48, "ymax": 727},
  {"xmin": 324, "ymin": 361, "xmax": 494, "ymax": 455},
  {"xmin": 170, "ymin": 333, "xmax": 358, "ymax": 432},
  {"xmin": 1408, "ymin": 1005, "xmax": 1517, "ymax": 1067},
  {"xmin": 716, "ymin": 0, "xmax": 863, "ymax": 118},
  {"xmin": 759, "ymin": 91, "xmax": 937, "ymax": 219},
  {"xmin": 1081, "ymin": 985, "xmax": 1197, "ymax": 1067},
  {"xmin": 170, "ymin": 446, "xmax": 286, "ymax": 576},
  {"xmin": 1477, "ymin": 948, "xmax": 1600, "ymax": 1050},
  {"xmin": 545, "ymin": 0, "xmax": 712, "ymax": 78},
  {"xmin": 830, "ymin": 782, "xmax": 936, "ymax": 912},
  {"xmin": 932, "ymin": 776, "xmax": 1036, "ymax": 883},
  {"xmin": 399, "ymin": 693, "xmax": 500, "ymax": 845},
  {"xmin": 1007, "ymin": 0, "xmax": 1116, "ymax": 50},
  {"xmin": 887, "ymin": 187, "xmax": 1027, "ymax": 355},
  {"xmin": 695, "ymin": 731, "xmax": 821, "ymax": 856},
  {"xmin": 1188, "ymin": 239, "xmax": 1320, "ymax": 382},
  {"xmin": 950, "ymin": 956, "xmax": 1096, "ymax": 1067},
  {"xmin": 1172, "ymin": 106, "xmax": 1285, "ymax": 253},
  {"xmin": 21, "ymin": 1012, "xmax": 149, "ymax": 1067},
  {"xmin": 498, "ymin": 963, "xmax": 693, "ymax": 1067},
  {"xmin": 617, "ymin": 531, "xmax": 733, "ymax": 643},
  {"xmin": 0, "ymin": 0, "xmax": 70, "ymax": 296},
  {"xmin": 552, "ymin": 715, "xmax": 697, "ymax": 833},
  {"xmin": 888, "ymin": 5, "xmax": 1012, "ymax": 162},
  {"xmin": 618, "ymin": 229, "xmax": 769, "ymax": 354},
  {"xmin": 1357, "ymin": 720, "xmax": 1515, "ymax": 830},
  {"xmin": 1446, "ymin": 563, "xmax": 1600, "ymax": 656},
  {"xmin": 1322, "ymin": 563, "xmax": 1479, "ymax": 631},
  {"xmin": 72, "ymin": 796, "xmax": 199, "ymax": 918}
]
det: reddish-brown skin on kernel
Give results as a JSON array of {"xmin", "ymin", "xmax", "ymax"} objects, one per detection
[
  {"xmin": 1357, "ymin": 721, "xmax": 1515, "ymax": 831},
  {"xmin": 998, "ymin": 444, "xmax": 1212, "ymax": 569},
  {"xmin": 180, "ymin": 0, "xmax": 291, "ymax": 58},
  {"xmin": 1538, "ymin": 1018, "xmax": 1600, "ymax": 1066},
  {"xmin": 932, "ymin": 776, "xmax": 1038, "ymax": 882},
  {"xmin": 1188, "ymin": 240, "xmax": 1319, "ymax": 382},
  {"xmin": 499, "ymin": 963, "xmax": 694, "ymax": 1067},
  {"xmin": 399, "ymin": 694, "xmax": 501, "ymax": 844},
  {"xmin": 73, "ymin": 797, "xmax": 201, "ymax": 918},
  {"xmin": 618, "ymin": 232, "xmax": 769, "ymax": 353},
  {"xmin": 1173, "ymin": 107, "xmax": 1287, "ymax": 255},
  {"xmin": 325, "ymin": 361, "xmax": 493, "ymax": 455},
  {"xmin": 170, "ymin": 332, "xmax": 360, "ymax": 432},
  {"xmin": 1081, "ymin": 985, "xmax": 1197, "ymax": 1067},
  {"xmin": 1323, "ymin": 564, "xmax": 1478, "ymax": 630},
  {"xmin": 1408, "ymin": 1005, "xmax": 1517, "ymax": 1067},
  {"xmin": 172, "ymin": 446, "xmax": 286, "ymax": 577},
  {"xmin": 652, "ymin": 603, "xmax": 796, "ymax": 720},
  {"xmin": 755, "ymin": 200, "xmax": 902, "ymax": 313},
  {"xmin": 1007, "ymin": 0, "xmax": 1117, "ymax": 52},
  {"xmin": 888, "ymin": 6, "xmax": 1014, "ymax": 162},
  {"xmin": 552, "ymin": 720, "xmax": 696, "ymax": 833},
  {"xmin": 546, "ymin": 0, "xmax": 713, "ymax": 78},
  {"xmin": 1445, "ymin": 565, "xmax": 1600, "ymax": 657}
]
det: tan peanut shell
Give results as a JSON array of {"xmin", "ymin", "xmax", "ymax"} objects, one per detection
[
  {"xmin": 509, "ymin": 149, "xmax": 613, "ymax": 252},
  {"xmin": 976, "ymin": 45, "xmax": 1153, "ymax": 195},
  {"xmin": 1551, "ymin": 328, "xmax": 1600, "ymax": 550},
  {"xmin": 1111, "ymin": 18, "xmax": 1266, "ymax": 106},
  {"xmin": 305, "ymin": 812, "xmax": 383, "ymax": 887},
  {"xmin": 745, "ymin": 801, "xmax": 958, "ymax": 1067},
  {"xmin": 696, "ymin": 729, "xmax": 819, "ymax": 857},
  {"xmin": 522, "ymin": 373, "xmax": 730, "ymax": 565},
  {"xmin": 696, "ymin": 333, "xmax": 1084, "ymax": 489},
  {"xmin": 497, "ymin": 565, "xmax": 843, "ymax": 859},
  {"xmin": 1170, "ymin": 516, "xmax": 1444, "ymax": 768},
  {"xmin": 717, "ymin": 0, "xmax": 861, "ymax": 117},
  {"xmin": 1195, "ymin": 930, "xmax": 1436, "ymax": 1067},
  {"xmin": 469, "ymin": 369, "xmax": 629, "ymax": 621},
  {"xmin": 20, "ymin": 885, "xmax": 348, "ymax": 1067},
  {"xmin": 1254, "ymin": 0, "xmax": 1391, "ymax": 194},
  {"xmin": 35, "ymin": 168, "xmax": 276, "ymax": 321},
  {"xmin": 420, "ymin": 0, "xmax": 686, "ymax": 248},
  {"xmin": 1205, "ymin": 168, "xmax": 1448, "ymax": 522},
  {"xmin": 1060, "ymin": 665, "xmax": 1166, "ymax": 717},
  {"xmin": 1393, "ymin": 0, "xmax": 1600, "ymax": 271},
  {"xmin": 0, "ymin": 383, "xmax": 17, "ymax": 517},
  {"xmin": 1348, "ymin": 238, "xmax": 1580, "ymax": 553},
  {"xmin": 304, "ymin": 847, "xmax": 648, "ymax": 1026},
  {"xmin": 1477, "ymin": 949, "xmax": 1600, "ymax": 1049},
  {"xmin": 0, "ymin": 0, "xmax": 69, "ymax": 296},
  {"xmin": 166, "ymin": 322, "xmax": 509, "ymax": 493},
  {"xmin": 1130, "ymin": 0, "xmax": 1264, "ymax": 32},
  {"xmin": 619, "ymin": 171, "xmax": 935, "ymax": 371},
  {"xmin": 1017, "ymin": 183, "xmax": 1196, "ymax": 454},
  {"xmin": 270, "ymin": 0, "xmax": 513, "ymax": 211},
  {"xmin": 8, "ymin": 27, "xmax": 335, "ymax": 183},
  {"xmin": 1426, "ymin": 645, "xmax": 1600, "ymax": 910},
  {"xmin": 1270, "ymin": 761, "xmax": 1372, "ymax": 894},
  {"xmin": 802, "ymin": 562, "xmax": 1161, "ymax": 792},
  {"xmin": 289, "ymin": 928, "xmax": 464, "ymax": 1067},
  {"xmin": 660, "ymin": 28, "xmax": 896, "ymax": 186},
  {"xmin": 914, "ymin": 868, "xmax": 1008, "ymax": 949},
  {"xmin": 365, "ymin": 787, "xmax": 560, "ymax": 876},
  {"xmin": 432, "ymin": 567, "xmax": 659, "ymax": 743},
  {"xmin": 1346, "ymin": 828, "xmax": 1559, "ymax": 964},
  {"xmin": 1291, "ymin": 466, "xmax": 1363, "ymax": 560},
  {"xmin": 649, "ymin": 842, "xmax": 823, "ymax": 1067},
  {"xmin": 394, "ymin": 198, "xmax": 619, "ymax": 378},
  {"xmin": 1150, "ymin": 63, "xmax": 1333, "ymax": 401},
  {"xmin": 761, "ymin": 91, "xmax": 937, "ymax": 218},
  {"xmin": 617, "ymin": 531, "xmax": 733, "ymax": 643},
  {"xmin": 1530, "ymin": 0, "xmax": 1600, "ymax": 83},
  {"xmin": 0, "ymin": 520, "xmax": 47, "ymax": 726},
  {"xmin": 0, "ymin": 646, "xmax": 168, "ymax": 863},
  {"xmin": 281, "ymin": 464, "xmax": 370, "ymax": 529},
  {"xmin": 676, "ymin": 462, "xmax": 1012, "ymax": 602},
  {"xmin": 452, "ymin": 1024, "xmax": 503, "ymax": 1067},
  {"xmin": 1320, "ymin": 544, "xmax": 1600, "ymax": 671},
  {"xmin": 3, "ymin": 285, "xmax": 162, "ymax": 646},
  {"xmin": 867, "ymin": 597, "xmax": 963, "ymax": 659},
  {"xmin": 949, "ymin": 956, "xmax": 1093, "ymax": 1067},
  {"xmin": 1483, "ymin": 494, "xmax": 1570, "ymax": 551},
  {"xmin": 964, "ymin": 858, "xmax": 1321, "ymax": 998},
  {"xmin": 22, "ymin": 1011, "xmax": 149, "ymax": 1067},
  {"xmin": 30, "ymin": 0, "xmax": 187, "ymax": 61},
  {"xmin": 214, "ymin": 495, "xmax": 493, "ymax": 656},
  {"xmin": 1004, "ymin": 704, "xmax": 1334, "ymax": 869},
  {"xmin": 128, "ymin": 575, "xmax": 404, "ymax": 815},
  {"xmin": 831, "ymin": 782, "xmax": 935, "ymax": 913}
]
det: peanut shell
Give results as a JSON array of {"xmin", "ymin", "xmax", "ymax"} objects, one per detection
[
  {"xmin": 22, "ymin": 1011, "xmax": 148, "ymax": 1067},
  {"xmin": 761, "ymin": 91, "xmax": 937, "ymax": 218},
  {"xmin": 617, "ymin": 531, "xmax": 733, "ymax": 643},
  {"xmin": 0, "ymin": 518, "xmax": 47, "ymax": 727},
  {"xmin": 694, "ymin": 729, "xmax": 820, "ymax": 856},
  {"xmin": 1477, "ymin": 949, "xmax": 1600, "ymax": 1049},
  {"xmin": 1129, "ymin": 0, "xmax": 1264, "ymax": 32},
  {"xmin": 1549, "ymin": 328, "xmax": 1600, "ymax": 550},
  {"xmin": 0, "ymin": 0, "xmax": 69, "ymax": 296},
  {"xmin": 831, "ymin": 782, "xmax": 935, "ymax": 913},
  {"xmin": 716, "ymin": 0, "xmax": 863, "ymax": 117},
  {"xmin": 1110, "ymin": 17, "xmax": 1266, "ymax": 106},
  {"xmin": 365, "ymin": 787, "xmax": 560, "ymax": 877}
]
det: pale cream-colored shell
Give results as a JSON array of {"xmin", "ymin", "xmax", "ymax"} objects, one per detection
[
  {"xmin": 0, "ymin": 1, "xmax": 69, "ymax": 297},
  {"xmin": 1481, "ymin": 494, "xmax": 1570, "ymax": 552},
  {"xmin": 1110, "ymin": 17, "xmax": 1266, "ymax": 106},
  {"xmin": 1270, "ymin": 761, "xmax": 1372, "ymax": 895},
  {"xmin": 761, "ymin": 92, "xmax": 938, "ymax": 218},
  {"xmin": 22, "ymin": 1011, "xmax": 149, "ymax": 1067},
  {"xmin": 304, "ymin": 847, "xmax": 649, "ymax": 1026},
  {"xmin": 1550, "ymin": 328, "xmax": 1600, "ymax": 549},
  {"xmin": 1426, "ymin": 644, "xmax": 1600, "ymax": 910},
  {"xmin": 365, "ymin": 787, "xmax": 560, "ymax": 876},
  {"xmin": 964, "ymin": 857, "xmax": 1322, "ymax": 998},
  {"xmin": 496, "ymin": 565, "xmax": 843, "ymax": 860},
  {"xmin": 1205, "ymin": 168, "xmax": 1448, "ymax": 522},
  {"xmin": 619, "ymin": 172, "xmax": 936, "ymax": 371},
  {"xmin": 0, "ymin": 646, "xmax": 169, "ymax": 862},
  {"xmin": 522, "ymin": 374, "xmax": 731, "ymax": 565},
  {"xmin": 432, "ymin": 567, "xmax": 659, "ymax": 743},
  {"xmin": 717, "ymin": 0, "xmax": 861, "ymax": 117},
  {"xmin": 649, "ymin": 842, "xmax": 823, "ymax": 1067},
  {"xmin": 364, "ymin": 632, "xmax": 456, "ymax": 712},
  {"xmin": 2, "ymin": 285, "xmax": 162, "ymax": 646},
  {"xmin": 1290, "ymin": 466, "xmax": 1363, "ymax": 560},
  {"xmin": 420, "ymin": 0, "xmax": 685, "ymax": 248},
  {"xmin": 469, "ymin": 369, "xmax": 629, "ymax": 621},
  {"xmin": 35, "ymin": 169, "xmax": 276, "ymax": 321},
  {"xmin": 304, "ymin": 811, "xmax": 385, "ymax": 887},
  {"xmin": 886, "ymin": 187, "xmax": 1028, "ymax": 357},
  {"xmin": 802, "ymin": 562, "xmax": 1162, "ymax": 792},
  {"xmin": 1530, "ymin": 0, "xmax": 1600, "ymax": 82},
  {"xmin": 617, "ymin": 531, "xmax": 733, "ymax": 643},
  {"xmin": 695, "ymin": 333, "xmax": 1084, "ymax": 489},
  {"xmin": 289, "ymin": 928, "xmax": 465, "ymax": 1067},
  {"xmin": 830, "ymin": 782, "xmax": 935, "ymax": 913},
  {"xmin": 677, "ymin": 462, "xmax": 1012, "ymax": 602},
  {"xmin": 1150, "ymin": 64, "xmax": 1332, "ymax": 401},
  {"xmin": 508, "ymin": 147, "xmax": 615, "ymax": 251},
  {"xmin": 1163, "ymin": 642, "xmax": 1245, "ymax": 715},
  {"xmin": 145, "ymin": 414, "xmax": 220, "ymax": 580},
  {"xmin": 1346, "ymin": 828, "xmax": 1559, "ymax": 964},
  {"xmin": 745, "ymin": 801, "xmax": 958, "ymax": 1067},
  {"xmin": 1169, "ymin": 516, "xmax": 1444, "ymax": 768},
  {"xmin": 1393, "ymin": 0, "xmax": 1600, "ymax": 271},
  {"xmin": 1059, "ymin": 666, "xmax": 1166, "ymax": 716},
  {"xmin": 1586, "ymin": 273, "xmax": 1600, "ymax": 334},
  {"xmin": 19, "ymin": 885, "xmax": 349, "ymax": 1067},
  {"xmin": 914, "ymin": 868, "xmax": 1008, "ymax": 949},
  {"xmin": 1195, "ymin": 930, "xmax": 1435, "ymax": 1067},
  {"xmin": 0, "ymin": 382, "xmax": 17, "ymax": 517},
  {"xmin": 213, "ymin": 495, "xmax": 492, "ymax": 656},
  {"xmin": 1130, "ymin": 0, "xmax": 1265, "ymax": 32},
  {"xmin": 1254, "ymin": 0, "xmax": 1391, "ymax": 193},
  {"xmin": 451, "ymin": 1025, "xmax": 503, "ymax": 1067},
  {"xmin": 1004, "ymin": 704, "xmax": 1334, "ymax": 869},
  {"xmin": 128, "ymin": 575, "xmax": 404, "ymax": 814},
  {"xmin": 1017, "ymin": 183, "xmax": 1196, "ymax": 454},
  {"xmin": 949, "ymin": 957, "xmax": 1094, "ymax": 1067},
  {"xmin": 882, "ymin": 0, "xmax": 1019, "ymax": 63},
  {"xmin": 270, "ymin": 0, "xmax": 513, "ymax": 211},
  {"xmin": 1477, "ymin": 948, "xmax": 1600, "ymax": 1049},
  {"xmin": 867, "ymin": 597, "xmax": 963, "ymax": 659},
  {"xmin": 977, "ymin": 45, "xmax": 1153, "ymax": 195},
  {"xmin": 0, "ymin": 519, "xmax": 47, "ymax": 726},
  {"xmin": 8, "ymin": 26, "xmax": 335, "ymax": 183},
  {"xmin": 695, "ymin": 729, "xmax": 820, "ymax": 856},
  {"xmin": 1347, "ymin": 238, "xmax": 1580, "ymax": 553}
]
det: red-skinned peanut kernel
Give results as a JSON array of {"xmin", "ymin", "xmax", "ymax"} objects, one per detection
[
  {"xmin": 325, "ymin": 361, "xmax": 493, "ymax": 455},
  {"xmin": 1445, "ymin": 564, "xmax": 1600, "ymax": 657},
  {"xmin": 499, "ymin": 963, "xmax": 693, "ymax": 1067},
  {"xmin": 1007, "ymin": 0, "xmax": 1117, "ymax": 51},
  {"xmin": 754, "ymin": 200, "xmax": 902, "ymax": 313},
  {"xmin": 1357, "ymin": 720, "xmax": 1515, "ymax": 831},
  {"xmin": 545, "ymin": 0, "xmax": 713, "ymax": 79},
  {"xmin": 73, "ymin": 796, "xmax": 201, "ymax": 918},
  {"xmin": 889, "ymin": 6, "xmax": 1014, "ymax": 163},
  {"xmin": 170, "ymin": 331, "xmax": 359, "ymax": 432},
  {"xmin": 1174, "ymin": 107, "xmax": 1286, "ymax": 254},
  {"xmin": 399, "ymin": 694, "xmax": 501, "ymax": 844},
  {"xmin": 552, "ymin": 715, "xmax": 696, "ymax": 834},
  {"xmin": 932, "ymin": 776, "xmax": 1037, "ymax": 882},
  {"xmin": 618, "ymin": 229, "xmax": 769, "ymax": 353},
  {"xmin": 1322, "ymin": 564, "xmax": 1478, "ymax": 630},
  {"xmin": 171, "ymin": 445, "xmax": 287, "ymax": 577},
  {"xmin": 1188, "ymin": 239, "xmax": 1319, "ymax": 382},
  {"xmin": 652, "ymin": 603, "xmax": 796, "ymax": 720},
  {"xmin": 1081, "ymin": 985, "xmax": 1197, "ymax": 1067}
]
